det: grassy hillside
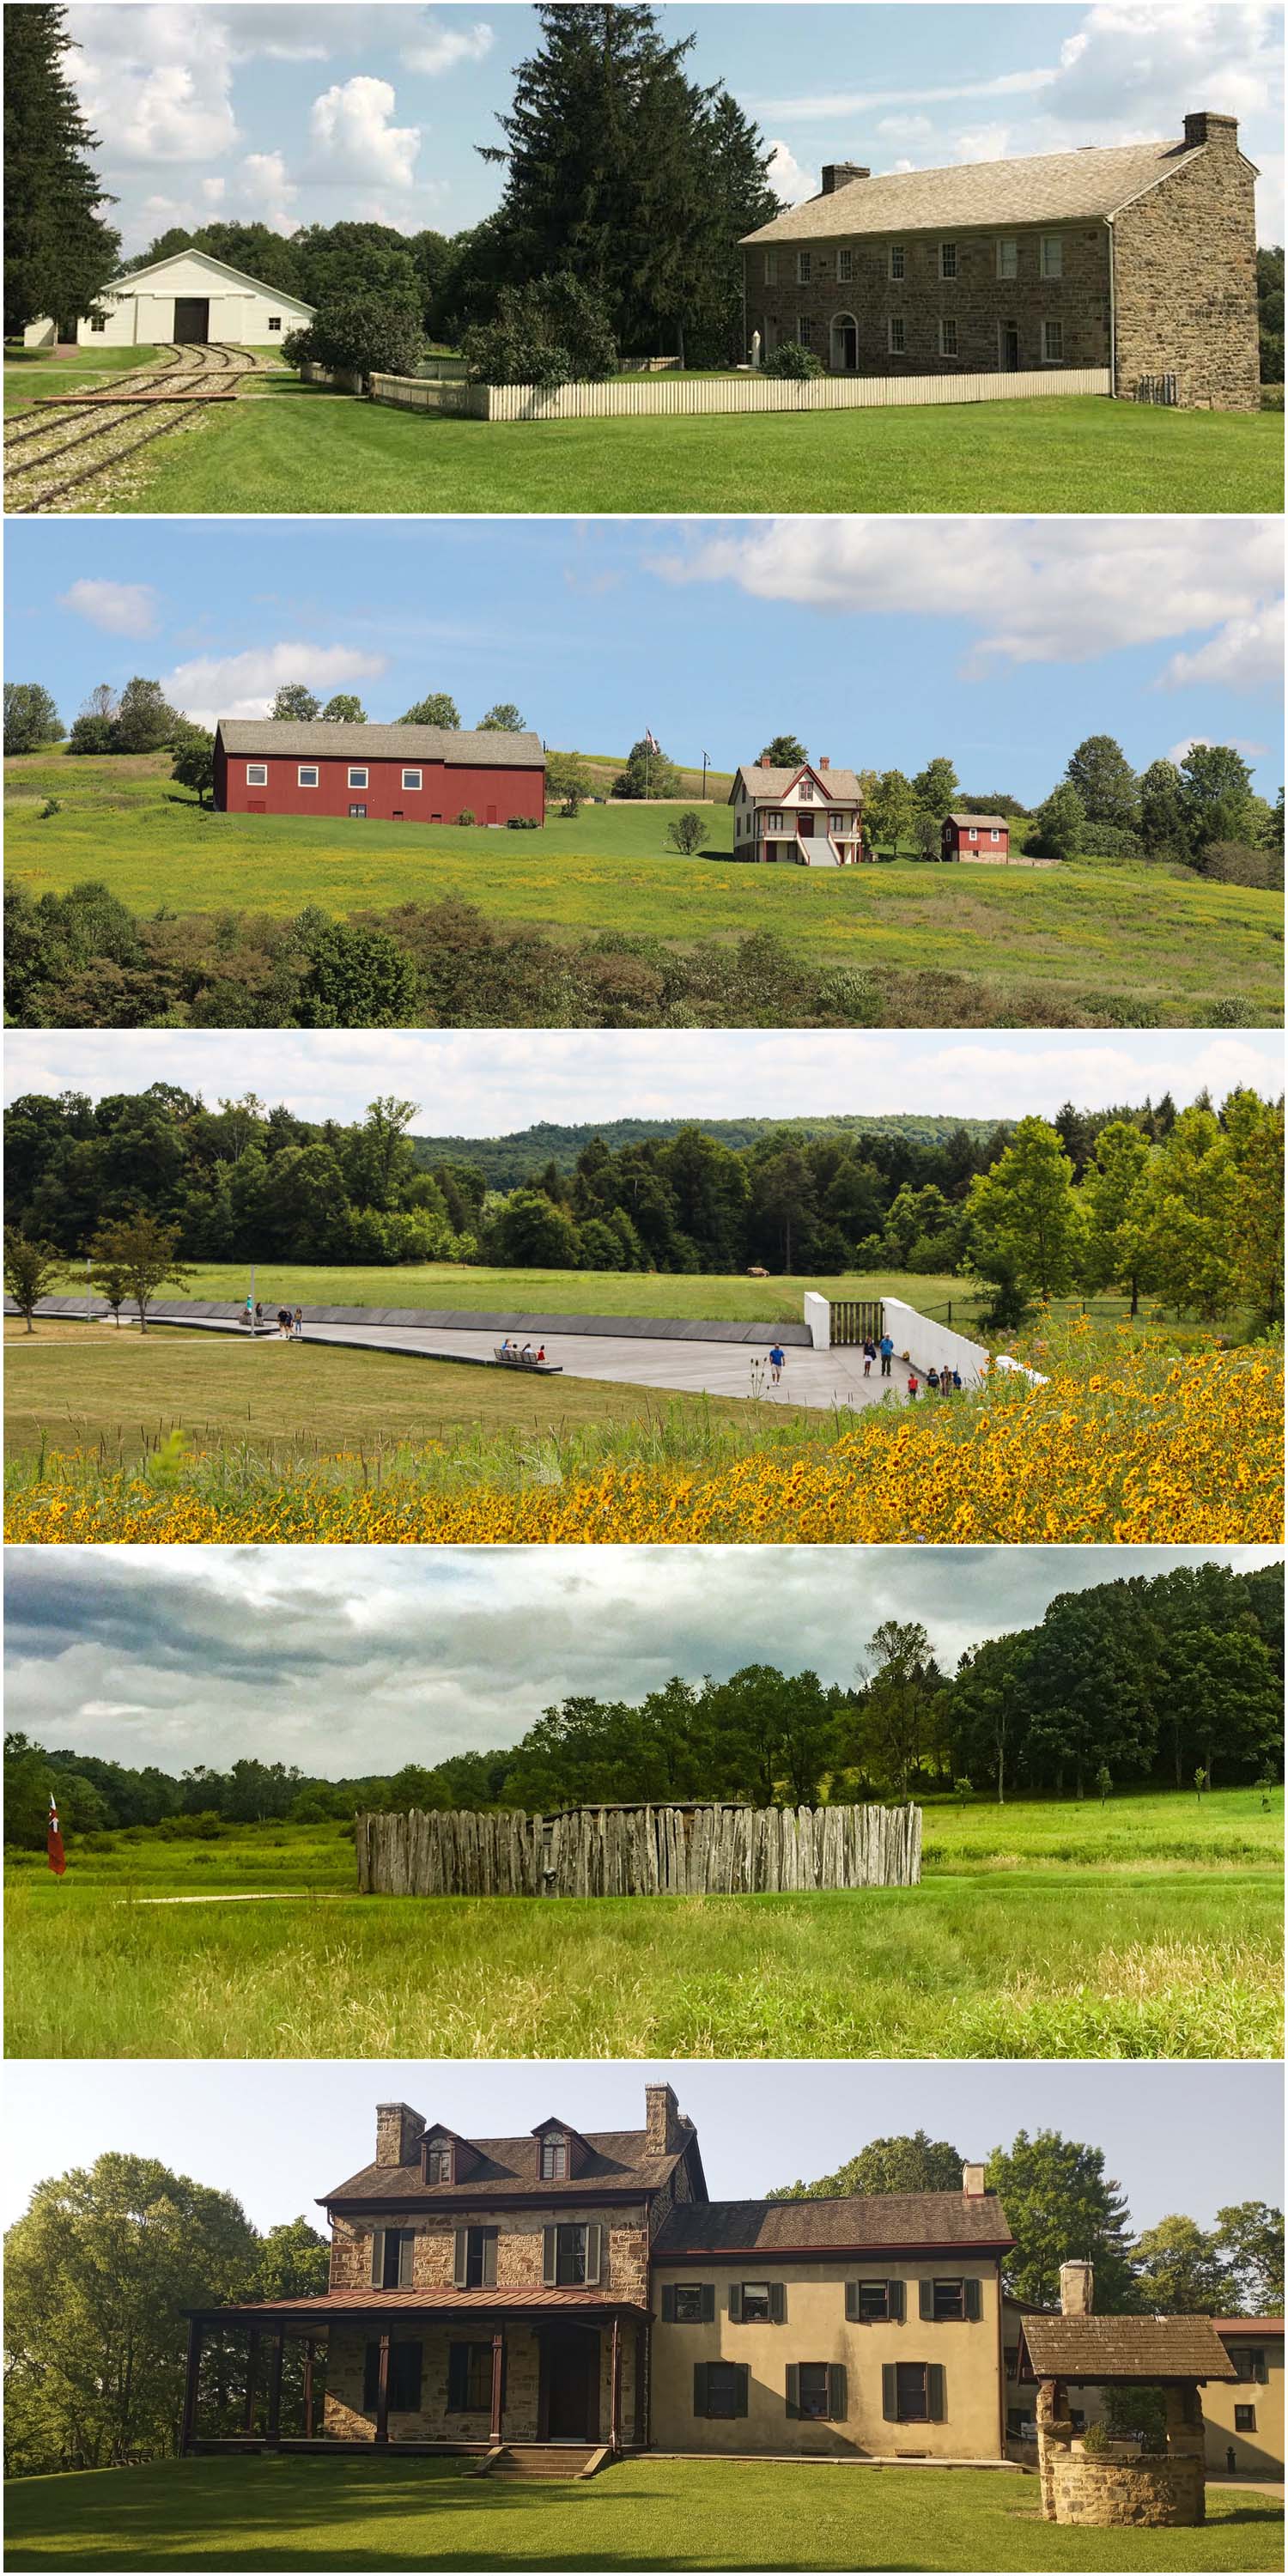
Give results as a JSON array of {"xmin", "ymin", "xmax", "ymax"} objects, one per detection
[{"xmin": 7, "ymin": 753, "xmax": 1280, "ymax": 1025}]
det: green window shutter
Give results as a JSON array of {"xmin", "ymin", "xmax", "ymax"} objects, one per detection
[
  {"xmin": 785, "ymin": 2363, "xmax": 800, "ymax": 2419},
  {"xmin": 734, "ymin": 2366, "xmax": 750, "ymax": 2419},
  {"xmin": 828, "ymin": 2363, "xmax": 848, "ymax": 2422},
  {"xmin": 964, "ymin": 2278, "xmax": 981, "ymax": 2322},
  {"xmin": 728, "ymin": 2283, "xmax": 744, "ymax": 2322},
  {"xmin": 586, "ymin": 2221, "xmax": 604, "ymax": 2287},
  {"xmin": 543, "ymin": 2227, "xmax": 557, "ymax": 2287},
  {"xmin": 483, "ymin": 2232, "xmax": 497, "ymax": 2289},
  {"xmin": 397, "ymin": 2232, "xmax": 414, "ymax": 2288},
  {"xmin": 700, "ymin": 2284, "xmax": 715, "ymax": 2324},
  {"xmin": 453, "ymin": 2229, "xmax": 468, "ymax": 2289},
  {"xmin": 844, "ymin": 2281, "xmax": 859, "ymax": 2322},
  {"xmin": 919, "ymin": 2278, "xmax": 934, "ymax": 2321},
  {"xmin": 928, "ymin": 2364, "xmax": 946, "ymax": 2422},
  {"xmin": 770, "ymin": 2281, "xmax": 786, "ymax": 2324},
  {"xmin": 661, "ymin": 2284, "xmax": 676, "ymax": 2323},
  {"xmin": 890, "ymin": 2280, "xmax": 906, "ymax": 2323},
  {"xmin": 693, "ymin": 2362, "xmax": 708, "ymax": 2418},
  {"xmin": 882, "ymin": 2362, "xmax": 897, "ymax": 2421},
  {"xmin": 369, "ymin": 2230, "xmax": 386, "ymax": 2289}
]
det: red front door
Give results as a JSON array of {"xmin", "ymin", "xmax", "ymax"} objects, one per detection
[{"xmin": 798, "ymin": 811, "xmax": 815, "ymax": 838}]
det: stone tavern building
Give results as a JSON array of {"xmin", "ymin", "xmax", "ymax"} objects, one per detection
[
  {"xmin": 178, "ymin": 2088, "xmax": 1269, "ymax": 2481},
  {"xmin": 741, "ymin": 111, "xmax": 1260, "ymax": 410}
]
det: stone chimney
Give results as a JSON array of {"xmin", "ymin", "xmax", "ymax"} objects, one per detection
[
  {"xmin": 376, "ymin": 2101, "xmax": 427, "ymax": 2167},
  {"xmin": 1183, "ymin": 110, "xmax": 1240, "ymax": 150},
  {"xmin": 962, "ymin": 2162, "xmax": 987, "ymax": 2198},
  {"xmin": 1060, "ymin": 2260, "xmax": 1095, "ymax": 2317},
  {"xmin": 645, "ymin": 2081, "xmax": 683, "ymax": 2155},
  {"xmin": 821, "ymin": 161, "xmax": 870, "ymax": 193}
]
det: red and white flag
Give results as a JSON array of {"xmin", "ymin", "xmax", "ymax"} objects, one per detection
[
  {"xmin": 47, "ymin": 1793, "xmax": 66, "ymax": 1879},
  {"xmin": 645, "ymin": 730, "xmax": 660, "ymax": 753}
]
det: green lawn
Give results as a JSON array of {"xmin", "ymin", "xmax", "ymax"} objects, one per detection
[
  {"xmin": 44, "ymin": 1260, "xmax": 974, "ymax": 1324},
  {"xmin": 4, "ymin": 2456, "xmax": 1281, "ymax": 2573},
  {"xmin": 3, "ymin": 346, "xmax": 159, "ymax": 415},
  {"xmin": 92, "ymin": 384, "xmax": 1284, "ymax": 513},
  {"xmin": 5, "ymin": 1794, "xmax": 1280, "ymax": 2059}
]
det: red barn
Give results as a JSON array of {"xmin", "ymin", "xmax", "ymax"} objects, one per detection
[
  {"xmin": 941, "ymin": 811, "xmax": 1012, "ymax": 861},
  {"xmin": 213, "ymin": 720, "xmax": 546, "ymax": 828}
]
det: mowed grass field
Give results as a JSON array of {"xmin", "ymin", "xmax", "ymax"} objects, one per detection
[
  {"xmin": 3, "ymin": 2456, "xmax": 1282, "ymax": 2574},
  {"xmin": 4, "ymin": 1795, "xmax": 1281, "ymax": 2061},
  {"xmin": 3, "ymin": 345, "xmax": 161, "ymax": 415},
  {"xmin": 89, "ymin": 378, "xmax": 1284, "ymax": 513},
  {"xmin": 8, "ymin": 754, "xmax": 1280, "ymax": 1023}
]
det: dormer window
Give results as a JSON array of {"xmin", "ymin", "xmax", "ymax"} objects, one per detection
[
  {"xmin": 426, "ymin": 2145, "xmax": 453, "ymax": 2184},
  {"xmin": 540, "ymin": 2136, "xmax": 568, "ymax": 2180}
]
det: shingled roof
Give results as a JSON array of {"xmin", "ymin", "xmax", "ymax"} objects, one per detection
[
  {"xmin": 654, "ymin": 2190, "xmax": 1012, "ymax": 2257},
  {"xmin": 733, "ymin": 763, "xmax": 863, "ymax": 801},
  {"xmin": 323, "ymin": 2123, "xmax": 697, "ymax": 2209},
  {"xmin": 216, "ymin": 720, "xmax": 544, "ymax": 768},
  {"xmin": 1019, "ymin": 2316, "xmax": 1238, "ymax": 2382},
  {"xmin": 743, "ymin": 137, "xmax": 1211, "ymax": 246},
  {"xmin": 948, "ymin": 811, "xmax": 1010, "ymax": 831}
]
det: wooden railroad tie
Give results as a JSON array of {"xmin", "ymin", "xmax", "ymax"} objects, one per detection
[{"xmin": 29, "ymin": 392, "xmax": 240, "ymax": 407}]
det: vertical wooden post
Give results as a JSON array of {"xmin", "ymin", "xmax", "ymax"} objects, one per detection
[
  {"xmin": 490, "ymin": 2329, "xmax": 505, "ymax": 2445},
  {"xmin": 609, "ymin": 2315, "xmax": 622, "ymax": 2454},
  {"xmin": 266, "ymin": 2331, "xmax": 285, "ymax": 2448},
  {"xmin": 179, "ymin": 2318, "xmax": 203, "ymax": 2454},
  {"xmin": 375, "ymin": 2333, "xmax": 391, "ymax": 2444},
  {"xmin": 243, "ymin": 2329, "xmax": 260, "ymax": 2435},
  {"xmin": 303, "ymin": 2341, "xmax": 315, "ymax": 2440}
]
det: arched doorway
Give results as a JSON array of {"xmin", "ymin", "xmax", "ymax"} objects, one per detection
[{"xmin": 829, "ymin": 313, "xmax": 858, "ymax": 372}]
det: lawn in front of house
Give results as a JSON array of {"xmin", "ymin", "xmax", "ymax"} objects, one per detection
[
  {"xmin": 3, "ymin": 346, "xmax": 161, "ymax": 414},
  {"xmin": 99, "ymin": 386, "xmax": 1283, "ymax": 513},
  {"xmin": 3, "ymin": 2451, "xmax": 1282, "ymax": 2571}
]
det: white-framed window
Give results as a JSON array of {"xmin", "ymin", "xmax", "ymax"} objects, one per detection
[
  {"xmin": 828, "ymin": 811, "xmax": 845, "ymax": 831},
  {"xmin": 939, "ymin": 318, "xmax": 957, "ymax": 357},
  {"xmin": 348, "ymin": 803, "xmax": 367, "ymax": 818},
  {"xmin": 1040, "ymin": 234, "xmax": 1063, "ymax": 279},
  {"xmin": 969, "ymin": 828, "xmax": 979, "ymax": 842},
  {"xmin": 298, "ymin": 765, "xmax": 319, "ymax": 787},
  {"xmin": 837, "ymin": 246, "xmax": 853, "ymax": 283},
  {"xmin": 797, "ymin": 249, "xmax": 811, "ymax": 284},
  {"xmin": 888, "ymin": 316, "xmax": 905, "ymax": 354},
  {"xmin": 798, "ymin": 777, "xmax": 815, "ymax": 801},
  {"xmin": 1042, "ymin": 319, "xmax": 1064, "ymax": 361},
  {"xmin": 767, "ymin": 811, "xmax": 788, "ymax": 832},
  {"xmin": 939, "ymin": 241, "xmax": 957, "ymax": 280},
  {"xmin": 763, "ymin": 249, "xmax": 777, "ymax": 285},
  {"xmin": 89, "ymin": 315, "xmax": 107, "ymax": 333},
  {"xmin": 267, "ymin": 317, "xmax": 282, "ymax": 332},
  {"xmin": 889, "ymin": 243, "xmax": 904, "ymax": 280},
  {"xmin": 996, "ymin": 238, "xmax": 1018, "ymax": 280},
  {"xmin": 246, "ymin": 763, "xmax": 268, "ymax": 787},
  {"xmin": 348, "ymin": 766, "xmax": 369, "ymax": 789},
  {"xmin": 797, "ymin": 315, "xmax": 812, "ymax": 347},
  {"xmin": 990, "ymin": 828, "xmax": 1000, "ymax": 842},
  {"xmin": 402, "ymin": 768, "xmax": 422, "ymax": 790}
]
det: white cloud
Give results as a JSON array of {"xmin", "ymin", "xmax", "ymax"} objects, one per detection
[
  {"xmin": 1167, "ymin": 734, "xmax": 1270, "ymax": 762},
  {"xmin": 875, "ymin": 114, "xmax": 934, "ymax": 142},
  {"xmin": 66, "ymin": 9, "xmax": 240, "ymax": 164},
  {"xmin": 162, "ymin": 641, "xmax": 388, "ymax": 729},
  {"xmin": 308, "ymin": 76, "xmax": 421, "ymax": 188},
  {"xmin": 201, "ymin": 176, "xmax": 226, "ymax": 206},
  {"xmin": 765, "ymin": 138, "xmax": 817, "ymax": 204},
  {"xmin": 653, "ymin": 519, "xmax": 1285, "ymax": 683},
  {"xmin": 59, "ymin": 578, "xmax": 159, "ymax": 637},
  {"xmin": 401, "ymin": 19, "xmax": 495, "ymax": 77},
  {"xmin": 237, "ymin": 150, "xmax": 299, "ymax": 229}
]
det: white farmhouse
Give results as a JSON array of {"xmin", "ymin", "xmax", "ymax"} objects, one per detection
[
  {"xmin": 22, "ymin": 248, "xmax": 314, "ymax": 350},
  {"xmin": 727, "ymin": 754, "xmax": 865, "ymax": 866}
]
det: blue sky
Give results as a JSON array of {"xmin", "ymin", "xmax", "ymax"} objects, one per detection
[
  {"xmin": 7, "ymin": 517, "xmax": 1283, "ymax": 802},
  {"xmin": 3, "ymin": 2059, "xmax": 1281, "ymax": 2237},
  {"xmin": 66, "ymin": 3, "xmax": 1285, "ymax": 251}
]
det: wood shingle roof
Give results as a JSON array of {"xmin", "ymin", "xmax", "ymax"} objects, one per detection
[
  {"xmin": 216, "ymin": 720, "xmax": 544, "ymax": 768},
  {"xmin": 323, "ymin": 2124, "xmax": 695, "ymax": 2208},
  {"xmin": 743, "ymin": 137, "xmax": 1209, "ymax": 245},
  {"xmin": 1019, "ymin": 2315, "xmax": 1238, "ymax": 2382},
  {"xmin": 654, "ymin": 2190, "xmax": 1012, "ymax": 2256}
]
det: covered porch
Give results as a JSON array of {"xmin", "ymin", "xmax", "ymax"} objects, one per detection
[{"xmin": 180, "ymin": 2288, "xmax": 650, "ymax": 2460}]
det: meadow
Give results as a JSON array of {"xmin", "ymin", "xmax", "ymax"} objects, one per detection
[
  {"xmin": 5, "ymin": 752, "xmax": 1281, "ymax": 1028},
  {"xmin": 84, "ymin": 379, "xmax": 1285, "ymax": 514},
  {"xmin": 4, "ymin": 1793, "xmax": 1281, "ymax": 2062}
]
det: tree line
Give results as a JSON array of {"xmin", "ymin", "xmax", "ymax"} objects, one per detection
[{"xmin": 7, "ymin": 1564, "xmax": 1280, "ymax": 1850}]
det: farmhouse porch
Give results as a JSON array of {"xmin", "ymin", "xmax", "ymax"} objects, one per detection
[{"xmin": 180, "ymin": 2288, "xmax": 649, "ymax": 2458}]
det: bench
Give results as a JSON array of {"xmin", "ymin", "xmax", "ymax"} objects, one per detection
[{"xmin": 493, "ymin": 1347, "xmax": 562, "ymax": 1372}]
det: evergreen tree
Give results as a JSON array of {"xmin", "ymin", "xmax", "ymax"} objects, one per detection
[
  {"xmin": 761, "ymin": 734, "xmax": 807, "ymax": 768},
  {"xmin": 1064, "ymin": 735, "xmax": 1139, "ymax": 829},
  {"xmin": 3, "ymin": 4, "xmax": 119, "ymax": 336}
]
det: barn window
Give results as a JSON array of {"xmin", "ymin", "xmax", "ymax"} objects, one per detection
[
  {"xmin": 939, "ymin": 319, "xmax": 957, "ymax": 357},
  {"xmin": 349, "ymin": 804, "xmax": 368, "ymax": 819},
  {"xmin": 939, "ymin": 241, "xmax": 957, "ymax": 280},
  {"xmin": 246, "ymin": 764, "xmax": 268, "ymax": 786},
  {"xmin": 990, "ymin": 828, "xmax": 1000, "ymax": 842},
  {"xmin": 90, "ymin": 315, "xmax": 107, "ymax": 334},
  {"xmin": 297, "ymin": 765, "xmax": 319, "ymax": 787},
  {"xmin": 267, "ymin": 316, "xmax": 282, "ymax": 331},
  {"xmin": 888, "ymin": 317, "xmax": 905, "ymax": 354},
  {"xmin": 1040, "ymin": 234, "xmax": 1063, "ymax": 279},
  {"xmin": 348, "ymin": 766, "xmax": 368, "ymax": 789},
  {"xmin": 888, "ymin": 244, "xmax": 904, "ymax": 280},
  {"xmin": 969, "ymin": 828, "xmax": 979, "ymax": 842},
  {"xmin": 402, "ymin": 769, "xmax": 422, "ymax": 790},
  {"xmin": 837, "ymin": 246, "xmax": 853, "ymax": 283},
  {"xmin": 1042, "ymin": 319, "xmax": 1064, "ymax": 361},
  {"xmin": 996, "ymin": 238, "xmax": 1018, "ymax": 280}
]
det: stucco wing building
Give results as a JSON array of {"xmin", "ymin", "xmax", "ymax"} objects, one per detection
[
  {"xmin": 728, "ymin": 757, "xmax": 864, "ymax": 865},
  {"xmin": 23, "ymin": 248, "xmax": 315, "ymax": 350},
  {"xmin": 740, "ymin": 112, "xmax": 1259, "ymax": 410},
  {"xmin": 214, "ymin": 720, "xmax": 547, "ymax": 829}
]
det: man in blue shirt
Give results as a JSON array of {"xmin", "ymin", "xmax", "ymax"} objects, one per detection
[{"xmin": 878, "ymin": 1333, "xmax": 895, "ymax": 1377}]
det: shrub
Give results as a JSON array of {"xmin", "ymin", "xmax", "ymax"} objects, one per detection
[
  {"xmin": 455, "ymin": 808, "xmax": 476, "ymax": 826},
  {"xmin": 762, "ymin": 339, "xmax": 823, "ymax": 380},
  {"xmin": 506, "ymin": 814, "xmax": 539, "ymax": 829},
  {"xmin": 1194, "ymin": 839, "xmax": 1279, "ymax": 889},
  {"xmin": 289, "ymin": 298, "xmax": 425, "ymax": 383},
  {"xmin": 666, "ymin": 811, "xmax": 709, "ymax": 855},
  {"xmin": 463, "ymin": 274, "xmax": 617, "ymax": 388},
  {"xmin": 66, "ymin": 713, "xmax": 116, "ymax": 756},
  {"xmin": 39, "ymin": 798, "xmax": 62, "ymax": 819},
  {"xmin": 1076, "ymin": 823, "xmax": 1144, "ymax": 860}
]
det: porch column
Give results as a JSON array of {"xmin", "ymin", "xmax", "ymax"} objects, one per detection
[
  {"xmin": 265, "ymin": 2330, "xmax": 285, "ymax": 2449},
  {"xmin": 375, "ymin": 2333, "xmax": 392, "ymax": 2444},
  {"xmin": 490, "ymin": 2329, "xmax": 505, "ymax": 2445},
  {"xmin": 179, "ymin": 2318, "xmax": 203, "ymax": 2454},
  {"xmin": 609, "ymin": 2315, "xmax": 622, "ymax": 2455},
  {"xmin": 243, "ymin": 2329, "xmax": 260, "ymax": 2435},
  {"xmin": 303, "ymin": 2341, "xmax": 315, "ymax": 2440}
]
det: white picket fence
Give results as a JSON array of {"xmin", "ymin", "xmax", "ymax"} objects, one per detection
[
  {"xmin": 368, "ymin": 364, "xmax": 1111, "ymax": 424},
  {"xmin": 356, "ymin": 1801, "xmax": 922, "ymax": 1898}
]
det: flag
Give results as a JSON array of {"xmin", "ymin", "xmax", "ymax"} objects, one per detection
[
  {"xmin": 47, "ymin": 1793, "xmax": 66, "ymax": 1879},
  {"xmin": 645, "ymin": 730, "xmax": 660, "ymax": 753}
]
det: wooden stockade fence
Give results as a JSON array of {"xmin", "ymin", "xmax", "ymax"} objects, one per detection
[
  {"xmin": 355, "ymin": 1801, "xmax": 921, "ymax": 1899},
  {"xmin": 830, "ymin": 1298, "xmax": 884, "ymax": 1346},
  {"xmin": 368, "ymin": 365, "xmax": 1112, "ymax": 425}
]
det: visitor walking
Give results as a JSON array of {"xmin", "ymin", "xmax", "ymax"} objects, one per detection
[
  {"xmin": 908, "ymin": 1373, "xmax": 920, "ymax": 1400},
  {"xmin": 861, "ymin": 1337, "xmax": 876, "ymax": 1376},
  {"xmin": 769, "ymin": 1344, "xmax": 785, "ymax": 1385},
  {"xmin": 878, "ymin": 1332, "xmax": 894, "ymax": 1376},
  {"xmin": 927, "ymin": 1365, "xmax": 940, "ymax": 1393},
  {"xmin": 276, "ymin": 1306, "xmax": 291, "ymax": 1339},
  {"xmin": 243, "ymin": 1295, "xmax": 254, "ymax": 1329},
  {"xmin": 293, "ymin": 1307, "xmax": 304, "ymax": 1340}
]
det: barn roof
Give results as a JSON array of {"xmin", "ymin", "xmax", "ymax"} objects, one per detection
[
  {"xmin": 654, "ymin": 2190, "xmax": 1012, "ymax": 2257},
  {"xmin": 105, "ymin": 247, "xmax": 314, "ymax": 313},
  {"xmin": 322, "ymin": 2123, "xmax": 695, "ymax": 2208},
  {"xmin": 743, "ymin": 137, "xmax": 1212, "ymax": 245},
  {"xmin": 732, "ymin": 762, "xmax": 863, "ymax": 801},
  {"xmin": 948, "ymin": 812, "xmax": 1011, "ymax": 829},
  {"xmin": 217, "ymin": 720, "xmax": 544, "ymax": 768},
  {"xmin": 1019, "ymin": 2315, "xmax": 1238, "ymax": 2383}
]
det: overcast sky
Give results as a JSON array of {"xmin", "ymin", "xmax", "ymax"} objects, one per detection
[
  {"xmin": 7, "ymin": 1544, "xmax": 1279, "ymax": 1774},
  {"xmin": 3, "ymin": 2059, "xmax": 1281, "ymax": 2238},
  {"xmin": 6, "ymin": 1030, "xmax": 1282, "ymax": 1135}
]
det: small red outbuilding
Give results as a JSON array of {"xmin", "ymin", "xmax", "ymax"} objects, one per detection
[
  {"xmin": 213, "ymin": 720, "xmax": 546, "ymax": 828},
  {"xmin": 941, "ymin": 811, "xmax": 1012, "ymax": 861}
]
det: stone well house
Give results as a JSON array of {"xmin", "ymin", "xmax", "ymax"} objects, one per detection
[
  {"xmin": 1008, "ymin": 2303, "xmax": 1285, "ymax": 2483},
  {"xmin": 727, "ymin": 756, "xmax": 864, "ymax": 865},
  {"xmin": 741, "ymin": 112, "xmax": 1259, "ymax": 410}
]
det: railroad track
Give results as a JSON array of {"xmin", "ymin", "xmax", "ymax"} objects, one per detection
[{"xmin": 4, "ymin": 343, "xmax": 267, "ymax": 513}]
